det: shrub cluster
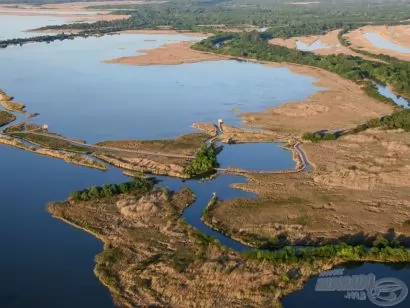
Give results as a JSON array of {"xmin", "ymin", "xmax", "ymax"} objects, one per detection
[
  {"xmin": 302, "ymin": 132, "xmax": 337, "ymax": 142},
  {"xmin": 353, "ymin": 109, "xmax": 410, "ymax": 133},
  {"xmin": 245, "ymin": 236, "xmax": 410, "ymax": 263},
  {"xmin": 185, "ymin": 145, "xmax": 219, "ymax": 176},
  {"xmin": 69, "ymin": 178, "xmax": 155, "ymax": 201}
]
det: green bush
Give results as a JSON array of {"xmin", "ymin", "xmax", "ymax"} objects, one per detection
[
  {"xmin": 69, "ymin": 178, "xmax": 156, "ymax": 201},
  {"xmin": 302, "ymin": 132, "xmax": 337, "ymax": 142},
  {"xmin": 353, "ymin": 109, "xmax": 410, "ymax": 133},
  {"xmin": 185, "ymin": 144, "xmax": 219, "ymax": 176}
]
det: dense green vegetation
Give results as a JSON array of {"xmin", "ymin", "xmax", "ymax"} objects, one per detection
[
  {"xmin": 36, "ymin": 0, "xmax": 410, "ymax": 35},
  {"xmin": 3, "ymin": 0, "xmax": 410, "ymax": 52},
  {"xmin": 69, "ymin": 177, "xmax": 156, "ymax": 201},
  {"xmin": 185, "ymin": 144, "xmax": 218, "ymax": 176},
  {"xmin": 353, "ymin": 109, "xmax": 410, "ymax": 133},
  {"xmin": 0, "ymin": 32, "xmax": 107, "ymax": 49},
  {"xmin": 302, "ymin": 132, "xmax": 338, "ymax": 142},
  {"xmin": 193, "ymin": 32, "xmax": 410, "ymax": 100},
  {"xmin": 245, "ymin": 236, "xmax": 410, "ymax": 263}
]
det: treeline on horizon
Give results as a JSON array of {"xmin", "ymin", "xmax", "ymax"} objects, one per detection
[
  {"xmin": 193, "ymin": 32, "xmax": 410, "ymax": 100},
  {"xmin": 34, "ymin": 0, "xmax": 410, "ymax": 38}
]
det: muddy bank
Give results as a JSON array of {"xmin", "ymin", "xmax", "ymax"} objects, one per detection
[
  {"xmin": 93, "ymin": 152, "xmax": 190, "ymax": 179},
  {"xmin": 0, "ymin": 101, "xmax": 25, "ymax": 113},
  {"xmin": 240, "ymin": 63, "xmax": 394, "ymax": 134},
  {"xmin": 105, "ymin": 41, "xmax": 226, "ymax": 66},
  {"xmin": 0, "ymin": 135, "xmax": 107, "ymax": 171}
]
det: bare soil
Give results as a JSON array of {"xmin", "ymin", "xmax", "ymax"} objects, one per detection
[{"xmin": 241, "ymin": 63, "xmax": 394, "ymax": 134}]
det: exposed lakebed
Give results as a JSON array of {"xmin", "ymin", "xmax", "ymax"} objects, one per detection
[{"xmin": 0, "ymin": 29, "xmax": 409, "ymax": 307}]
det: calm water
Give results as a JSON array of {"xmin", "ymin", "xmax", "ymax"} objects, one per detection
[
  {"xmin": 0, "ymin": 28, "xmax": 409, "ymax": 307},
  {"xmin": 296, "ymin": 39, "xmax": 328, "ymax": 51},
  {"xmin": 377, "ymin": 84, "xmax": 410, "ymax": 108},
  {"xmin": 218, "ymin": 142, "xmax": 295, "ymax": 171},
  {"xmin": 0, "ymin": 33, "xmax": 321, "ymax": 142},
  {"xmin": 364, "ymin": 32, "xmax": 410, "ymax": 54},
  {"xmin": 283, "ymin": 262, "xmax": 410, "ymax": 307},
  {"xmin": 0, "ymin": 145, "xmax": 128, "ymax": 308},
  {"xmin": 0, "ymin": 15, "xmax": 69, "ymax": 40}
]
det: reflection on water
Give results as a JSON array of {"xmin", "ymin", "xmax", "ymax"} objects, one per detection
[{"xmin": 364, "ymin": 32, "xmax": 410, "ymax": 54}]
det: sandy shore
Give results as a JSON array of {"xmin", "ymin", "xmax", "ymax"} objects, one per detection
[
  {"xmin": 105, "ymin": 41, "xmax": 225, "ymax": 66},
  {"xmin": 269, "ymin": 29, "xmax": 381, "ymax": 61},
  {"xmin": 105, "ymin": 38, "xmax": 393, "ymax": 133},
  {"xmin": 345, "ymin": 25, "xmax": 410, "ymax": 61},
  {"xmin": 241, "ymin": 62, "xmax": 394, "ymax": 134}
]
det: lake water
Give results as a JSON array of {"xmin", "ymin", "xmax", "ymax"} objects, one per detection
[
  {"xmin": 377, "ymin": 84, "xmax": 410, "ymax": 108},
  {"xmin": 0, "ymin": 33, "xmax": 322, "ymax": 142},
  {"xmin": 364, "ymin": 32, "xmax": 410, "ymax": 54},
  {"xmin": 0, "ymin": 15, "xmax": 69, "ymax": 40},
  {"xmin": 283, "ymin": 262, "xmax": 410, "ymax": 307},
  {"xmin": 218, "ymin": 142, "xmax": 295, "ymax": 171},
  {"xmin": 296, "ymin": 39, "xmax": 328, "ymax": 51},
  {"xmin": 0, "ymin": 26, "xmax": 409, "ymax": 307}
]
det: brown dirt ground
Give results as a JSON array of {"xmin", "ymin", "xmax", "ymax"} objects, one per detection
[
  {"xmin": 206, "ymin": 128, "xmax": 410, "ymax": 247},
  {"xmin": 268, "ymin": 29, "xmax": 381, "ymax": 61},
  {"xmin": 241, "ymin": 63, "xmax": 394, "ymax": 134},
  {"xmin": 345, "ymin": 25, "xmax": 410, "ymax": 62},
  {"xmin": 105, "ymin": 41, "xmax": 225, "ymax": 66}
]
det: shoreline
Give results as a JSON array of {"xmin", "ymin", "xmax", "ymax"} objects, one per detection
[
  {"xmin": 104, "ymin": 40, "xmax": 395, "ymax": 134},
  {"xmin": 104, "ymin": 41, "xmax": 226, "ymax": 66},
  {"xmin": 345, "ymin": 25, "xmax": 410, "ymax": 62}
]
